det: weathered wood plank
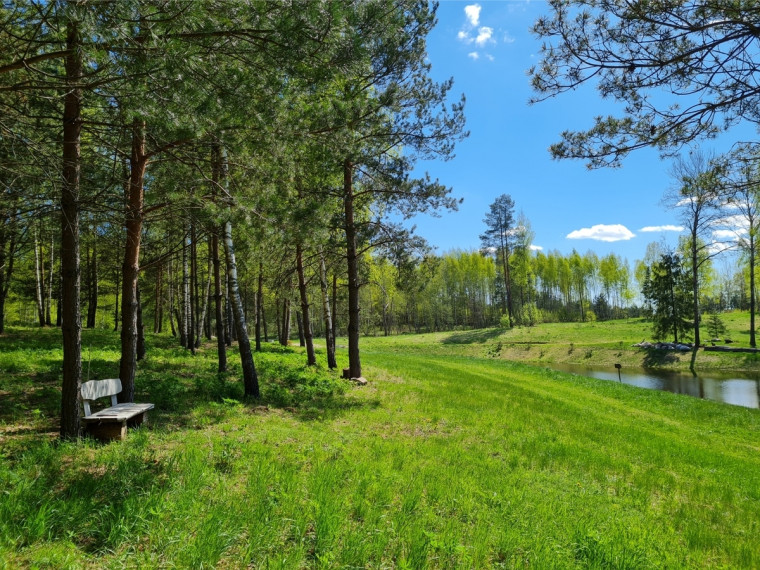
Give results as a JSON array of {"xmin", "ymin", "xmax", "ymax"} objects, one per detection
[{"xmin": 81, "ymin": 378, "xmax": 122, "ymax": 401}]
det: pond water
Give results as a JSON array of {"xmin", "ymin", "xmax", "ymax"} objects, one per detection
[{"xmin": 547, "ymin": 363, "xmax": 760, "ymax": 409}]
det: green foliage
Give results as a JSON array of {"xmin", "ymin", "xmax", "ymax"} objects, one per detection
[
  {"xmin": 642, "ymin": 253, "xmax": 694, "ymax": 343},
  {"xmin": 706, "ymin": 313, "xmax": 728, "ymax": 340}
]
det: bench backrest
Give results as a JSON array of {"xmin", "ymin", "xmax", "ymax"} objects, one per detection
[{"xmin": 81, "ymin": 378, "xmax": 122, "ymax": 416}]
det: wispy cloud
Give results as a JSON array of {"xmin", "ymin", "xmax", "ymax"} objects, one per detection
[
  {"xmin": 529, "ymin": 244, "xmax": 543, "ymax": 251},
  {"xmin": 712, "ymin": 229, "xmax": 742, "ymax": 240},
  {"xmin": 458, "ymin": 4, "xmax": 496, "ymax": 61},
  {"xmin": 567, "ymin": 224, "xmax": 635, "ymax": 242},
  {"xmin": 474, "ymin": 26, "xmax": 493, "ymax": 47},
  {"xmin": 639, "ymin": 225, "xmax": 684, "ymax": 232}
]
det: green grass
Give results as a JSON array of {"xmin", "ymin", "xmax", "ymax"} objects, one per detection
[
  {"xmin": 366, "ymin": 312, "xmax": 760, "ymax": 372},
  {"xmin": 1, "ymin": 325, "xmax": 759, "ymax": 568}
]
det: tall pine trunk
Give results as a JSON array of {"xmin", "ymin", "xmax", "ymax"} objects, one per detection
[
  {"xmin": 46, "ymin": 233, "xmax": 53, "ymax": 325},
  {"xmin": 212, "ymin": 231, "xmax": 227, "ymax": 371},
  {"xmin": 196, "ymin": 243, "xmax": 212, "ymax": 348},
  {"xmin": 296, "ymin": 244, "xmax": 316, "ymax": 365},
  {"xmin": 319, "ymin": 251, "xmax": 337, "ymax": 369},
  {"xmin": 60, "ymin": 19, "xmax": 83, "ymax": 439},
  {"xmin": 34, "ymin": 230, "xmax": 45, "ymax": 327},
  {"xmin": 255, "ymin": 263, "xmax": 263, "ymax": 351},
  {"xmin": 224, "ymin": 221, "xmax": 259, "ymax": 397},
  {"xmin": 180, "ymin": 230, "xmax": 189, "ymax": 347},
  {"xmin": 344, "ymin": 159, "xmax": 362, "ymax": 378},
  {"xmin": 118, "ymin": 118, "xmax": 148, "ymax": 404}
]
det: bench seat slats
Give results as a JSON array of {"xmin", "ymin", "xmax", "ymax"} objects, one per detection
[{"xmin": 83, "ymin": 403, "xmax": 154, "ymax": 422}]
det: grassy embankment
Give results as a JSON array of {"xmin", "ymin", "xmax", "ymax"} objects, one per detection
[
  {"xmin": 377, "ymin": 312, "xmax": 760, "ymax": 373},
  {"xmin": 1, "ymin": 324, "xmax": 759, "ymax": 568}
]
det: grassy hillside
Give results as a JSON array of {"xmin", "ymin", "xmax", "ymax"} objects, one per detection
[
  {"xmin": 370, "ymin": 312, "xmax": 760, "ymax": 372},
  {"xmin": 1, "ymin": 326, "xmax": 759, "ymax": 568}
]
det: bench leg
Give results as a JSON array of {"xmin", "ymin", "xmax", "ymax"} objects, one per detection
[
  {"xmin": 127, "ymin": 411, "xmax": 149, "ymax": 428},
  {"xmin": 85, "ymin": 420, "xmax": 127, "ymax": 442}
]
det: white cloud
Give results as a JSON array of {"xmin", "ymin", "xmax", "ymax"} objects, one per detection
[
  {"xmin": 707, "ymin": 241, "xmax": 735, "ymax": 255},
  {"xmin": 714, "ymin": 214, "xmax": 749, "ymax": 231},
  {"xmin": 464, "ymin": 4, "xmax": 481, "ymax": 27},
  {"xmin": 458, "ymin": 4, "xmax": 497, "ymax": 57},
  {"xmin": 676, "ymin": 197, "xmax": 695, "ymax": 207},
  {"xmin": 529, "ymin": 244, "xmax": 543, "ymax": 251},
  {"xmin": 475, "ymin": 26, "xmax": 494, "ymax": 46},
  {"xmin": 639, "ymin": 225, "xmax": 684, "ymax": 232},
  {"xmin": 712, "ymin": 229, "xmax": 742, "ymax": 240},
  {"xmin": 566, "ymin": 224, "xmax": 636, "ymax": 242}
]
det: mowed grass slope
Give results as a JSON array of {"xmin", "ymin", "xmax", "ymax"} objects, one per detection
[
  {"xmin": 366, "ymin": 312, "xmax": 760, "ymax": 372},
  {"xmin": 0, "ymin": 326, "xmax": 758, "ymax": 568}
]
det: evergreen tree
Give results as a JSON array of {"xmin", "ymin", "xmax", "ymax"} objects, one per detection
[{"xmin": 642, "ymin": 253, "xmax": 694, "ymax": 343}]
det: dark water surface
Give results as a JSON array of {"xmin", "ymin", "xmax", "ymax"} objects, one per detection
[{"xmin": 547, "ymin": 363, "xmax": 760, "ymax": 409}]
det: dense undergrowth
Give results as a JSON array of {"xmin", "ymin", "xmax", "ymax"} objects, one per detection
[{"xmin": 1, "ymin": 325, "xmax": 759, "ymax": 568}]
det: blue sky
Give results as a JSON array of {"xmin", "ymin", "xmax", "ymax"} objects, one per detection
[{"xmin": 408, "ymin": 1, "xmax": 748, "ymax": 266}]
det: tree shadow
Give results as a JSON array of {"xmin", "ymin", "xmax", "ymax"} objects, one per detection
[
  {"xmin": 442, "ymin": 328, "xmax": 503, "ymax": 345},
  {"xmin": 641, "ymin": 348, "xmax": 680, "ymax": 368}
]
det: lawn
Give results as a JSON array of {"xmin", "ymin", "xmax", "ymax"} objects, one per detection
[
  {"xmin": 367, "ymin": 313, "xmax": 760, "ymax": 372},
  {"xmin": 1, "ymin": 326, "xmax": 759, "ymax": 568}
]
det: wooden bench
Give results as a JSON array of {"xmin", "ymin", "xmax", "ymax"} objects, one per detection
[{"xmin": 81, "ymin": 378, "xmax": 154, "ymax": 442}]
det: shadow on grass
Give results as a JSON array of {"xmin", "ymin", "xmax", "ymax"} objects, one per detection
[
  {"xmin": 1, "ymin": 329, "xmax": 379, "ymax": 446},
  {"xmin": 442, "ymin": 328, "xmax": 503, "ymax": 345}
]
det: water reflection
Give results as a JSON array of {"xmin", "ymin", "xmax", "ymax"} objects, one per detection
[{"xmin": 548, "ymin": 363, "xmax": 760, "ymax": 409}]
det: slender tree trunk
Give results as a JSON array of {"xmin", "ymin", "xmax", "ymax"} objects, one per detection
[
  {"xmin": 344, "ymin": 159, "xmax": 362, "ymax": 378},
  {"xmin": 749, "ymin": 237, "xmax": 756, "ymax": 348},
  {"xmin": 296, "ymin": 244, "xmax": 316, "ymax": 365},
  {"xmin": 34, "ymin": 230, "xmax": 45, "ymax": 327},
  {"xmin": 262, "ymin": 288, "xmax": 268, "ymax": 342},
  {"xmin": 224, "ymin": 221, "xmax": 259, "ymax": 397},
  {"xmin": 296, "ymin": 312, "xmax": 305, "ymax": 346},
  {"xmin": 255, "ymin": 263, "xmax": 263, "ymax": 351},
  {"xmin": 0, "ymin": 222, "xmax": 17, "ymax": 335},
  {"xmin": 167, "ymin": 261, "xmax": 176, "ymax": 337},
  {"xmin": 60, "ymin": 19, "xmax": 83, "ymax": 439},
  {"xmin": 691, "ymin": 233, "xmax": 700, "ymax": 348},
  {"xmin": 154, "ymin": 264, "xmax": 162, "ymax": 333},
  {"xmin": 187, "ymin": 222, "xmax": 196, "ymax": 353},
  {"xmin": 280, "ymin": 297, "xmax": 291, "ymax": 346},
  {"xmin": 212, "ymin": 231, "xmax": 227, "ymax": 371},
  {"xmin": 181, "ymin": 230, "xmax": 189, "ymax": 347},
  {"xmin": 113, "ymin": 269, "xmax": 119, "ymax": 332},
  {"xmin": 318, "ymin": 251, "xmax": 337, "ymax": 369},
  {"xmin": 226, "ymin": 270, "xmax": 235, "ymax": 344},
  {"xmin": 46, "ymin": 233, "xmax": 53, "ymax": 326},
  {"xmin": 332, "ymin": 272, "xmax": 338, "ymax": 344},
  {"xmin": 196, "ymin": 244, "xmax": 212, "ymax": 348},
  {"xmin": 136, "ymin": 284, "xmax": 145, "ymax": 361},
  {"xmin": 87, "ymin": 240, "xmax": 98, "ymax": 328},
  {"xmin": 118, "ymin": 118, "xmax": 148, "ymax": 404}
]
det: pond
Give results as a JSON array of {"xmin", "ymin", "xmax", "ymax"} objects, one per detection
[{"xmin": 547, "ymin": 363, "xmax": 760, "ymax": 409}]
